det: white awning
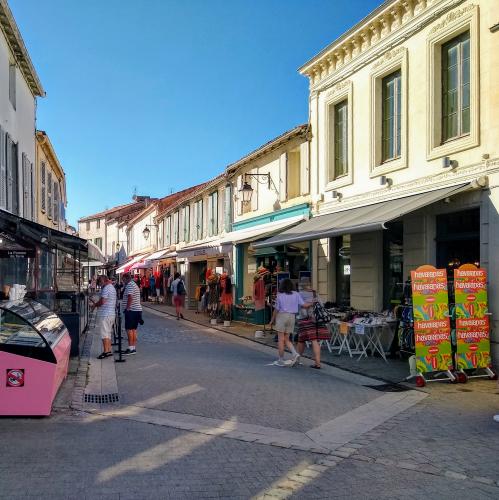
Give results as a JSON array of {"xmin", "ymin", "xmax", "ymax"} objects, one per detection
[
  {"xmin": 86, "ymin": 240, "xmax": 106, "ymax": 263},
  {"xmin": 253, "ymin": 184, "xmax": 470, "ymax": 248},
  {"xmin": 144, "ymin": 249, "xmax": 170, "ymax": 262},
  {"xmin": 176, "ymin": 240, "xmax": 224, "ymax": 259},
  {"xmin": 221, "ymin": 215, "xmax": 307, "ymax": 245},
  {"xmin": 115, "ymin": 253, "xmax": 148, "ymax": 274}
]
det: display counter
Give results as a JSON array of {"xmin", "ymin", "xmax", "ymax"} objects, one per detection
[{"xmin": 0, "ymin": 300, "xmax": 71, "ymax": 416}]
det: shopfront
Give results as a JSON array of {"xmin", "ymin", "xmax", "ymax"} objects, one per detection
[{"xmin": 0, "ymin": 209, "xmax": 104, "ymax": 355}]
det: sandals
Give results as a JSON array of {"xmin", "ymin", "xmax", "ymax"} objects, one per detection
[
  {"xmin": 311, "ymin": 364, "xmax": 321, "ymax": 370},
  {"xmin": 97, "ymin": 352, "xmax": 113, "ymax": 359}
]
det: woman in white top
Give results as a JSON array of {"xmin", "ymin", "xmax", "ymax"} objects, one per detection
[{"xmin": 269, "ymin": 278, "xmax": 311, "ymax": 367}]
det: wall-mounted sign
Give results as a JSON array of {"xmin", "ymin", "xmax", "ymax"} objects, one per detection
[
  {"xmin": 343, "ymin": 265, "xmax": 351, "ymax": 276},
  {"xmin": 0, "ymin": 249, "xmax": 36, "ymax": 258},
  {"xmin": 6, "ymin": 369, "xmax": 25, "ymax": 387}
]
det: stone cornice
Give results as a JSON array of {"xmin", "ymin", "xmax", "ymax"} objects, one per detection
[
  {"xmin": 317, "ymin": 157, "xmax": 499, "ymax": 216},
  {"xmin": 301, "ymin": 0, "xmax": 467, "ymax": 92},
  {"xmin": 0, "ymin": 0, "xmax": 44, "ymax": 97}
]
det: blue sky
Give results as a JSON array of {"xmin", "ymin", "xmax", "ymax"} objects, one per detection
[{"xmin": 10, "ymin": 0, "xmax": 381, "ymax": 226}]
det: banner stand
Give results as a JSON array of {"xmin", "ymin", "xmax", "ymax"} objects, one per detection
[
  {"xmin": 454, "ymin": 264, "xmax": 497, "ymax": 383},
  {"xmin": 409, "ymin": 265, "xmax": 457, "ymax": 387}
]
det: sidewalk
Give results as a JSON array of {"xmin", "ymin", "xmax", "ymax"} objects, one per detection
[{"xmin": 142, "ymin": 301, "xmax": 410, "ymax": 385}]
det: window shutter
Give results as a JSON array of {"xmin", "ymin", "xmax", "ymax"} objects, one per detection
[
  {"xmin": 22, "ymin": 154, "xmax": 28, "ymax": 219},
  {"xmin": 207, "ymin": 195, "xmax": 213, "ymax": 237},
  {"xmin": 236, "ymin": 176, "xmax": 243, "ymax": 216},
  {"xmin": 300, "ymin": 141, "xmax": 310, "ymax": 196},
  {"xmin": 53, "ymin": 181, "xmax": 59, "ymax": 224},
  {"xmin": 30, "ymin": 162, "xmax": 35, "ymax": 221},
  {"xmin": 224, "ymin": 183, "xmax": 232, "ymax": 233},
  {"xmin": 279, "ymin": 153, "xmax": 287, "ymax": 202},
  {"xmin": 40, "ymin": 161, "xmax": 46, "ymax": 212},
  {"xmin": 0, "ymin": 126, "xmax": 6, "ymax": 210},
  {"xmin": 47, "ymin": 171, "xmax": 53, "ymax": 219},
  {"xmin": 6, "ymin": 135, "xmax": 13, "ymax": 213},
  {"xmin": 11, "ymin": 142, "xmax": 18, "ymax": 215}
]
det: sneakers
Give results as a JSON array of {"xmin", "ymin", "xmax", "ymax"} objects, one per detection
[
  {"xmin": 493, "ymin": 415, "xmax": 499, "ymax": 423},
  {"xmin": 274, "ymin": 359, "xmax": 287, "ymax": 367},
  {"xmin": 290, "ymin": 353, "xmax": 300, "ymax": 367},
  {"xmin": 123, "ymin": 348, "xmax": 136, "ymax": 356}
]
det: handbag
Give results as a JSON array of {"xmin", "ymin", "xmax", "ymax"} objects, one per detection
[{"xmin": 313, "ymin": 302, "xmax": 333, "ymax": 324}]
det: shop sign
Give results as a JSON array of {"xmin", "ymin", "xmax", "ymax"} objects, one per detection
[
  {"xmin": 343, "ymin": 265, "xmax": 351, "ymax": 276},
  {"xmin": 454, "ymin": 264, "xmax": 490, "ymax": 369},
  {"xmin": 411, "ymin": 265, "xmax": 452, "ymax": 373},
  {"xmin": 6, "ymin": 369, "xmax": 25, "ymax": 387},
  {"xmin": 0, "ymin": 249, "xmax": 36, "ymax": 258}
]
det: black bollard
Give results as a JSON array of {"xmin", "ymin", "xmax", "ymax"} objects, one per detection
[{"xmin": 114, "ymin": 310, "xmax": 126, "ymax": 363}]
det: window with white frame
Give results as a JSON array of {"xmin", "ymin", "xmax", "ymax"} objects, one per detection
[
  {"xmin": 208, "ymin": 191, "xmax": 218, "ymax": 236},
  {"xmin": 426, "ymin": 6, "xmax": 478, "ymax": 160},
  {"xmin": 441, "ymin": 31, "xmax": 470, "ymax": 143},
  {"xmin": 381, "ymin": 70, "xmax": 402, "ymax": 162},
  {"xmin": 330, "ymin": 100, "xmax": 348, "ymax": 181},
  {"xmin": 96, "ymin": 219, "xmax": 101, "ymax": 229}
]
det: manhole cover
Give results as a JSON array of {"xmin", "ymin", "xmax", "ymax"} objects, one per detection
[
  {"xmin": 364, "ymin": 384, "xmax": 410, "ymax": 392},
  {"xmin": 84, "ymin": 393, "xmax": 120, "ymax": 404}
]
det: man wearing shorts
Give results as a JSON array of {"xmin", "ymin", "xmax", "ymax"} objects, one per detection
[
  {"xmin": 91, "ymin": 275, "xmax": 117, "ymax": 359},
  {"xmin": 121, "ymin": 272, "xmax": 142, "ymax": 355}
]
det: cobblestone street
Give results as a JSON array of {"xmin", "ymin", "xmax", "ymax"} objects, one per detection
[{"xmin": 1, "ymin": 309, "xmax": 499, "ymax": 499}]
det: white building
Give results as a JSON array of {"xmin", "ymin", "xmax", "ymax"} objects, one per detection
[{"xmin": 0, "ymin": 0, "xmax": 44, "ymax": 220}]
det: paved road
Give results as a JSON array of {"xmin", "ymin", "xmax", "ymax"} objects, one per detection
[{"xmin": 1, "ymin": 309, "xmax": 499, "ymax": 499}]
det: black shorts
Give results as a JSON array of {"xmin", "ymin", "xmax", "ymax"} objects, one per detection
[{"xmin": 124, "ymin": 310, "xmax": 141, "ymax": 330}]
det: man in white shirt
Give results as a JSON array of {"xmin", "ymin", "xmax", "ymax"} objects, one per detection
[
  {"xmin": 121, "ymin": 272, "xmax": 142, "ymax": 355},
  {"xmin": 91, "ymin": 275, "xmax": 117, "ymax": 359}
]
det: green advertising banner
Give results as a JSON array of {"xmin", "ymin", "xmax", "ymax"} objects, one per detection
[
  {"xmin": 454, "ymin": 264, "xmax": 490, "ymax": 370},
  {"xmin": 411, "ymin": 265, "xmax": 453, "ymax": 374}
]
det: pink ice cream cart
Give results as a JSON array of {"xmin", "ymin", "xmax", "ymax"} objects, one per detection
[{"xmin": 0, "ymin": 300, "xmax": 71, "ymax": 416}]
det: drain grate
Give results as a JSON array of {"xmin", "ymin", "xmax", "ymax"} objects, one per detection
[
  {"xmin": 84, "ymin": 393, "xmax": 120, "ymax": 404},
  {"xmin": 364, "ymin": 384, "xmax": 410, "ymax": 392}
]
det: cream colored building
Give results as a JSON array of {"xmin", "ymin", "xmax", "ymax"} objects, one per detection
[
  {"xmin": 35, "ymin": 130, "xmax": 67, "ymax": 231},
  {"xmin": 254, "ymin": 0, "xmax": 499, "ymax": 359}
]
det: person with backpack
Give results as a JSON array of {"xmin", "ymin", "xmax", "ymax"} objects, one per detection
[{"xmin": 171, "ymin": 272, "xmax": 186, "ymax": 320}]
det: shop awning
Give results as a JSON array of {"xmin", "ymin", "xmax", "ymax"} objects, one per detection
[
  {"xmin": 115, "ymin": 253, "xmax": 148, "ymax": 274},
  {"xmin": 221, "ymin": 215, "xmax": 307, "ymax": 245},
  {"xmin": 253, "ymin": 184, "xmax": 471, "ymax": 248},
  {"xmin": 86, "ymin": 241, "xmax": 106, "ymax": 263},
  {"xmin": 176, "ymin": 240, "xmax": 223, "ymax": 259},
  {"xmin": 144, "ymin": 248, "xmax": 171, "ymax": 262}
]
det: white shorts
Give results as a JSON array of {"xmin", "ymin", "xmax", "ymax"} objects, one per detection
[
  {"xmin": 275, "ymin": 312, "xmax": 296, "ymax": 334},
  {"xmin": 96, "ymin": 315, "xmax": 115, "ymax": 340},
  {"xmin": 156, "ymin": 288, "xmax": 160, "ymax": 297}
]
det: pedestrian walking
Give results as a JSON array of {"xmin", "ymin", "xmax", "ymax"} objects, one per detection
[
  {"xmin": 268, "ymin": 278, "xmax": 311, "ymax": 367},
  {"xmin": 90, "ymin": 274, "xmax": 117, "ymax": 359},
  {"xmin": 171, "ymin": 272, "xmax": 186, "ymax": 320},
  {"xmin": 296, "ymin": 290, "xmax": 328, "ymax": 369},
  {"xmin": 166, "ymin": 273, "xmax": 174, "ymax": 305},
  {"xmin": 121, "ymin": 272, "xmax": 142, "ymax": 355},
  {"xmin": 140, "ymin": 274, "xmax": 149, "ymax": 302},
  {"xmin": 149, "ymin": 272, "xmax": 155, "ymax": 299},
  {"xmin": 154, "ymin": 273, "xmax": 162, "ymax": 303}
]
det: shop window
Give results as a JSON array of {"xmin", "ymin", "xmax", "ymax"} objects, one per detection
[
  {"xmin": 436, "ymin": 208, "xmax": 479, "ymax": 273},
  {"xmin": 335, "ymin": 235, "xmax": 350, "ymax": 307},
  {"xmin": 442, "ymin": 32, "xmax": 470, "ymax": 143},
  {"xmin": 287, "ymin": 149, "xmax": 301, "ymax": 199},
  {"xmin": 381, "ymin": 71, "xmax": 401, "ymax": 162},
  {"xmin": 39, "ymin": 250, "xmax": 55, "ymax": 290},
  {"xmin": 383, "ymin": 222, "xmax": 403, "ymax": 310}
]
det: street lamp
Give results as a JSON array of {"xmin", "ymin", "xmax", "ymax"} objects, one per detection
[
  {"xmin": 142, "ymin": 224, "xmax": 158, "ymax": 240},
  {"xmin": 238, "ymin": 173, "xmax": 273, "ymax": 204}
]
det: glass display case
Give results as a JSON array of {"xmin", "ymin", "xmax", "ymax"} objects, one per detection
[{"xmin": 0, "ymin": 300, "xmax": 71, "ymax": 416}]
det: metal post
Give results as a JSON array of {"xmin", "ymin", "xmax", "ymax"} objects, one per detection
[{"xmin": 114, "ymin": 305, "xmax": 125, "ymax": 363}]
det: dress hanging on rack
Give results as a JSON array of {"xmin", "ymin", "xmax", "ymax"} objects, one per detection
[{"xmin": 220, "ymin": 274, "xmax": 233, "ymax": 321}]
